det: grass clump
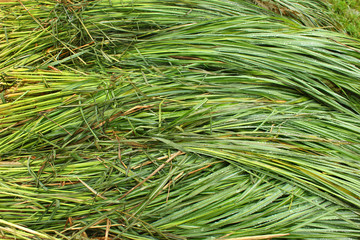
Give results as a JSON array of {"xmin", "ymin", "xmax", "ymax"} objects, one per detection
[{"xmin": 1, "ymin": 0, "xmax": 360, "ymax": 239}]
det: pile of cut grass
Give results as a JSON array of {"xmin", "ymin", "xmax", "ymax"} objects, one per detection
[{"xmin": 1, "ymin": 0, "xmax": 360, "ymax": 239}]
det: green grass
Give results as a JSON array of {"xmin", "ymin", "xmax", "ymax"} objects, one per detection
[
  {"xmin": 249, "ymin": 0, "xmax": 360, "ymax": 39},
  {"xmin": 326, "ymin": 0, "xmax": 360, "ymax": 38},
  {"xmin": 1, "ymin": 0, "xmax": 360, "ymax": 239}
]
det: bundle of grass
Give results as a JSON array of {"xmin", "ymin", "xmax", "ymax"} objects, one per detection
[
  {"xmin": 1, "ymin": 0, "xmax": 360, "ymax": 239},
  {"xmin": 0, "ymin": 0, "xmax": 351, "ymax": 71}
]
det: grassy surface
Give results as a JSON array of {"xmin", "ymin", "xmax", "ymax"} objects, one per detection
[
  {"xmin": 1, "ymin": 0, "xmax": 360, "ymax": 239},
  {"xmin": 326, "ymin": 0, "xmax": 360, "ymax": 38}
]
